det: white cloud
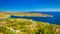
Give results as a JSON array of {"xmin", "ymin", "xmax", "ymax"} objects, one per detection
[
  {"xmin": 29, "ymin": 8, "xmax": 60, "ymax": 12},
  {"xmin": 0, "ymin": 8, "xmax": 60, "ymax": 12}
]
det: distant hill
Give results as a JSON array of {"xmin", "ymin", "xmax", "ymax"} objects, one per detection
[{"xmin": 0, "ymin": 12, "xmax": 52, "ymax": 19}]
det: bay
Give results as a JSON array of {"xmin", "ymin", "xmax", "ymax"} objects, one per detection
[{"xmin": 10, "ymin": 12, "xmax": 60, "ymax": 25}]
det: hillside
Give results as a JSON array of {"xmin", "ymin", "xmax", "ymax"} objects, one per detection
[
  {"xmin": 0, "ymin": 18, "xmax": 60, "ymax": 34},
  {"xmin": 0, "ymin": 12, "xmax": 52, "ymax": 19}
]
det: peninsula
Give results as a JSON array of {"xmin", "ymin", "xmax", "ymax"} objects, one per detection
[{"xmin": 0, "ymin": 12, "xmax": 53, "ymax": 19}]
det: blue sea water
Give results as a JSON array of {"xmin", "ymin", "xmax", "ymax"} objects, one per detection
[{"xmin": 10, "ymin": 12, "xmax": 60, "ymax": 25}]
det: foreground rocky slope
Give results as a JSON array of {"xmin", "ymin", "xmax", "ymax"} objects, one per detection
[{"xmin": 0, "ymin": 18, "xmax": 60, "ymax": 34}]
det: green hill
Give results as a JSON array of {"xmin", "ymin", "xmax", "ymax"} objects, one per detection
[{"xmin": 0, "ymin": 18, "xmax": 60, "ymax": 34}]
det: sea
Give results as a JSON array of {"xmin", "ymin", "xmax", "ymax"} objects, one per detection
[{"xmin": 10, "ymin": 12, "xmax": 60, "ymax": 25}]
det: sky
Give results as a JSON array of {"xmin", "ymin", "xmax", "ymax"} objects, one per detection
[{"xmin": 0, "ymin": 0, "xmax": 60, "ymax": 11}]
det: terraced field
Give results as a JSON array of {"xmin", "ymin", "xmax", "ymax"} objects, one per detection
[{"xmin": 0, "ymin": 18, "xmax": 60, "ymax": 34}]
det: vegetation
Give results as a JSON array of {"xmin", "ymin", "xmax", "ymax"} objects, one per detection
[
  {"xmin": 0, "ymin": 12, "xmax": 52, "ymax": 19},
  {"xmin": 0, "ymin": 18, "xmax": 60, "ymax": 34}
]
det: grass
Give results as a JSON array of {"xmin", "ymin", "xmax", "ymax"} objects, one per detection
[{"xmin": 0, "ymin": 18, "xmax": 60, "ymax": 34}]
